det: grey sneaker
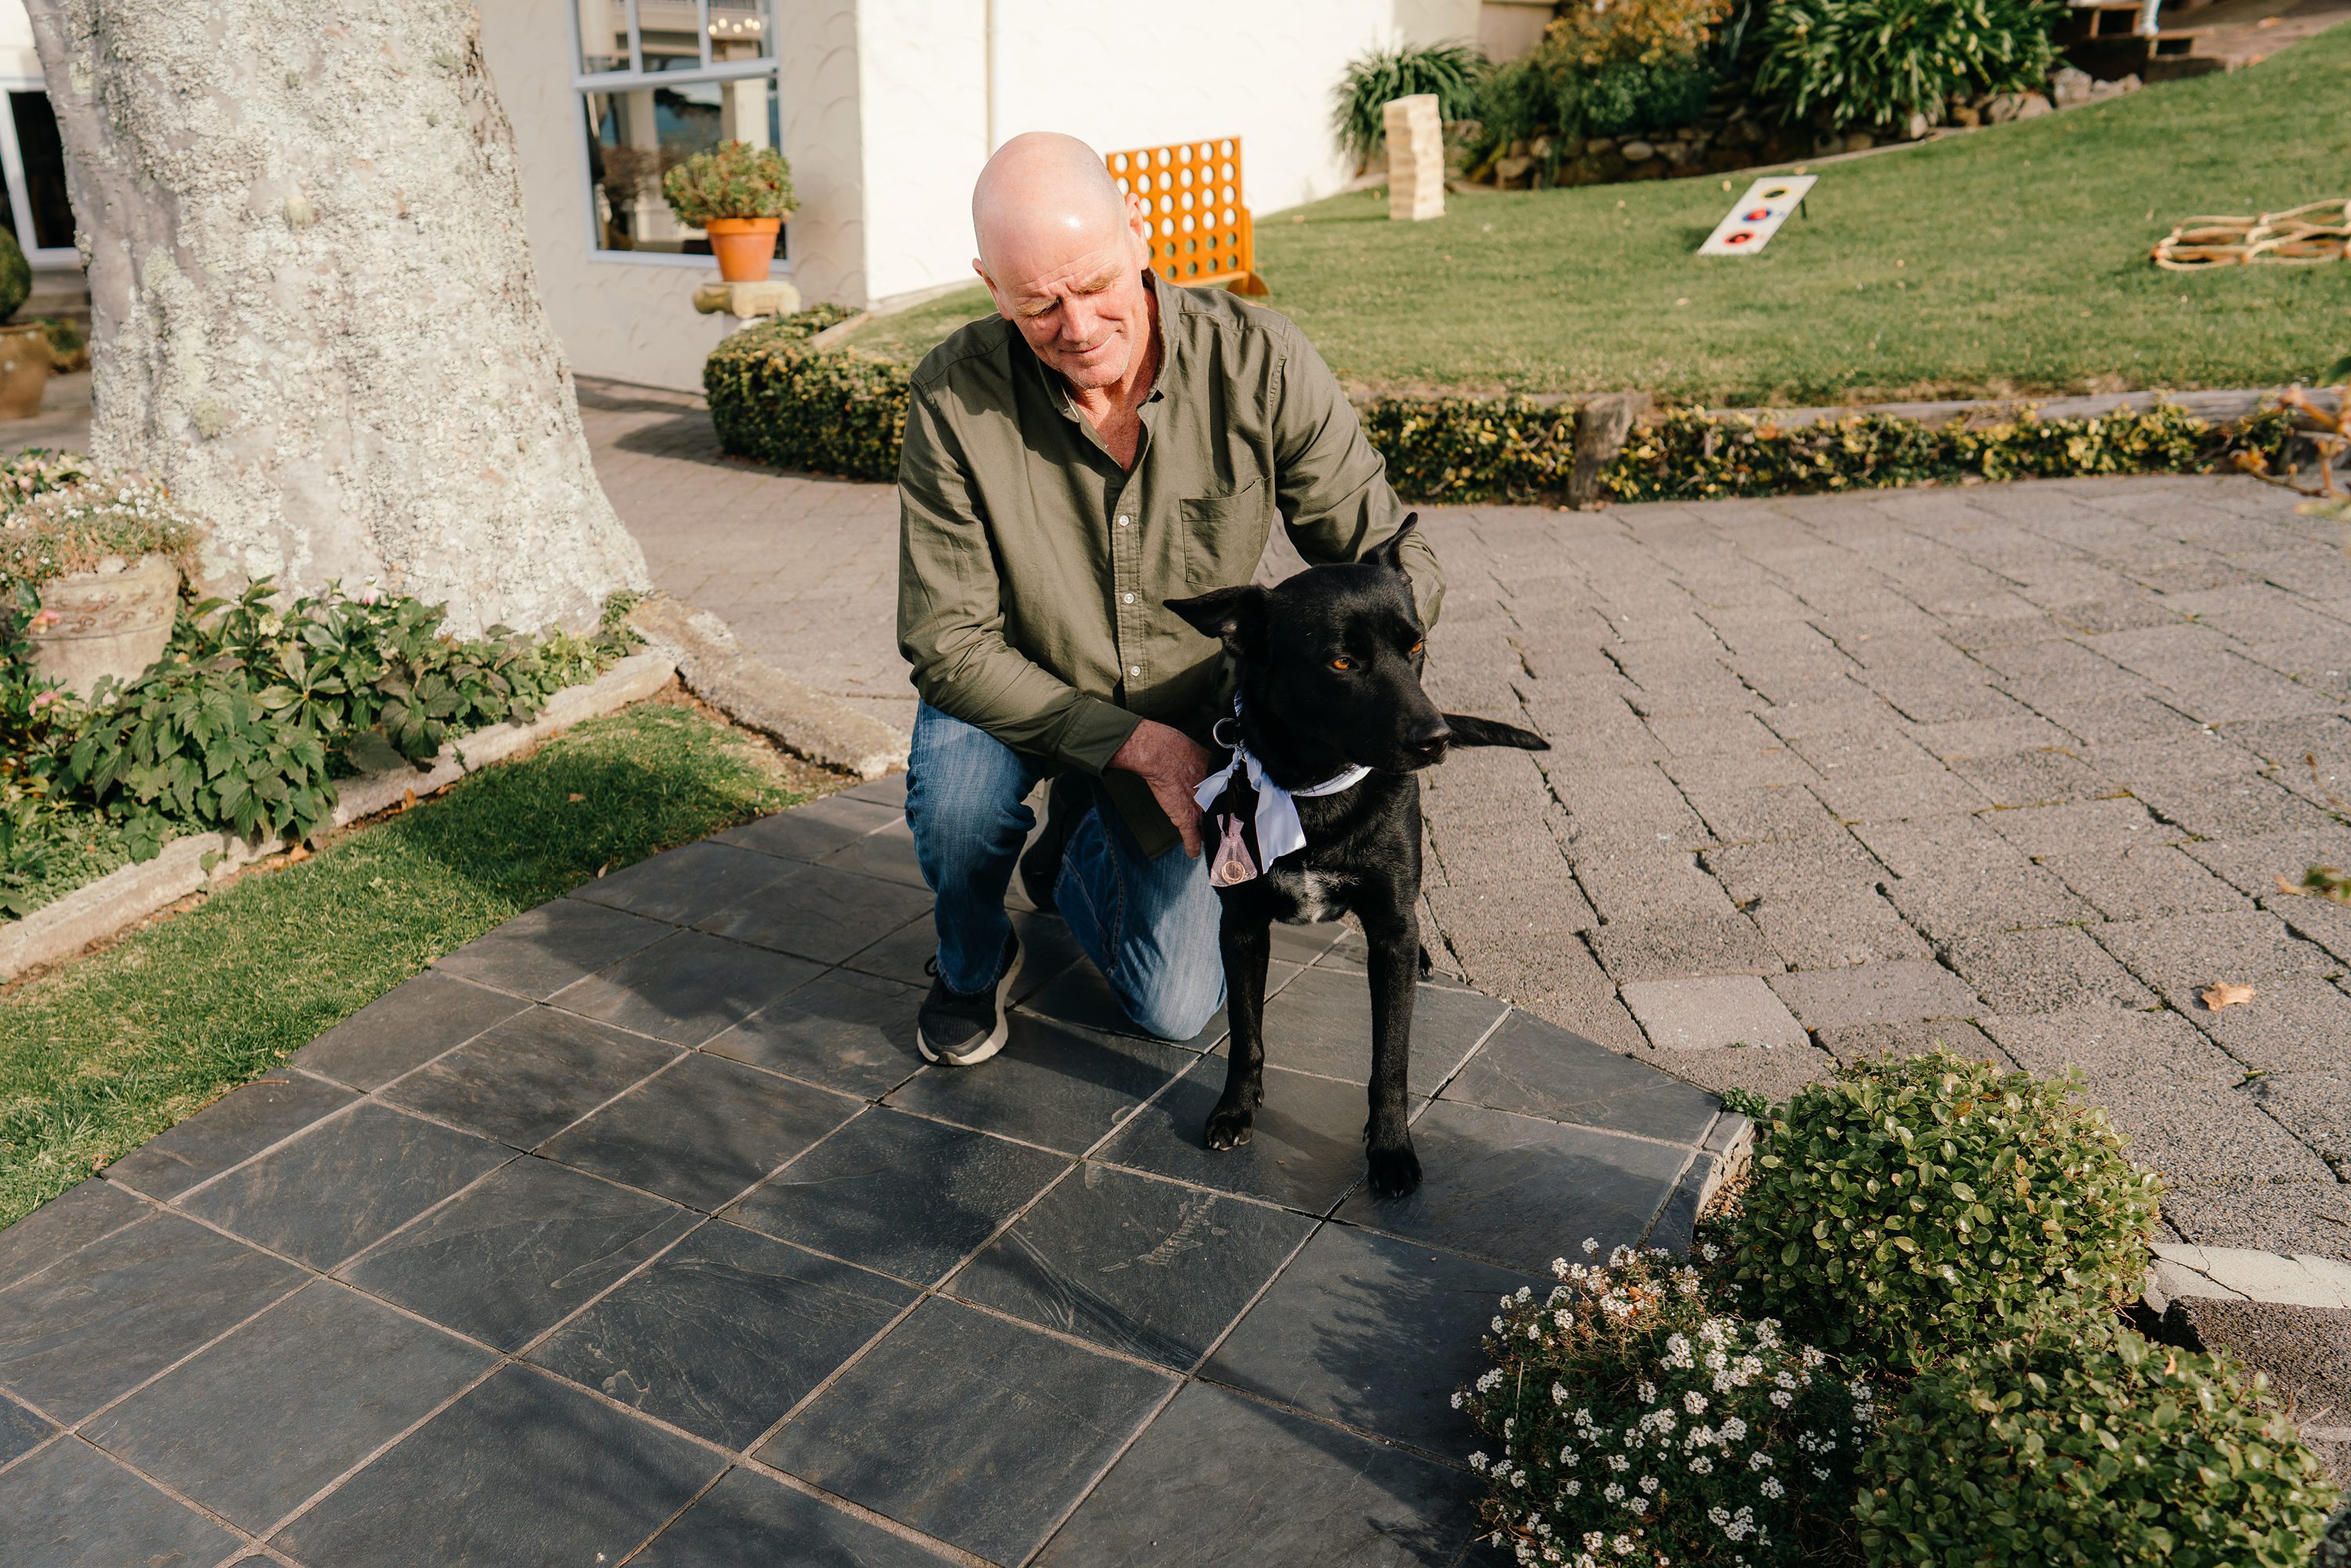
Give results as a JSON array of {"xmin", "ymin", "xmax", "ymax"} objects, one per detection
[{"xmin": 918, "ymin": 935, "xmax": 1022, "ymax": 1066}]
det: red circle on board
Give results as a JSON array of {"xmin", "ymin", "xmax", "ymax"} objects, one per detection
[
  {"xmin": 1725, "ymin": 231, "xmax": 1754, "ymax": 244},
  {"xmin": 1743, "ymin": 208, "xmax": 1772, "ymax": 221}
]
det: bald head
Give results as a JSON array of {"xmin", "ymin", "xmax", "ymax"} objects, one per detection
[
  {"xmin": 972, "ymin": 132, "xmax": 1132, "ymax": 277},
  {"xmin": 969, "ymin": 132, "xmax": 1158, "ymax": 396}
]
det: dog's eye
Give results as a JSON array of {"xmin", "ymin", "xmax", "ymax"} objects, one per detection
[
  {"xmin": 1329, "ymin": 656, "xmax": 1354, "ymax": 672},
  {"xmin": 1408, "ymin": 640, "xmax": 1425, "ymax": 656}
]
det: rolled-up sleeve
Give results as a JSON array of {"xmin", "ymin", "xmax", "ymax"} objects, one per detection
[
  {"xmin": 896, "ymin": 386, "xmax": 1142, "ymax": 774},
  {"xmin": 1268, "ymin": 323, "xmax": 1445, "ymax": 626}
]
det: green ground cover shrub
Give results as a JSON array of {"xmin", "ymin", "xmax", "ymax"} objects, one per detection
[
  {"xmin": 705, "ymin": 308, "xmax": 909, "ymax": 482},
  {"xmin": 1464, "ymin": 1245, "xmax": 1876, "ymax": 1566},
  {"xmin": 0, "ymin": 703, "xmax": 810, "ymax": 1227},
  {"xmin": 1716, "ymin": 1051, "xmax": 2163, "ymax": 1369},
  {"xmin": 1468, "ymin": 0, "xmax": 1731, "ymax": 179},
  {"xmin": 1605, "ymin": 403, "xmax": 2297, "ymax": 503},
  {"xmin": 1332, "ymin": 42, "xmax": 1487, "ymax": 165},
  {"xmin": 1856, "ymin": 1332, "xmax": 2341, "ymax": 1566},
  {"xmin": 1754, "ymin": 0, "xmax": 2057, "ymax": 132}
]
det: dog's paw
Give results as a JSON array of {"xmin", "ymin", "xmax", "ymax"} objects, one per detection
[
  {"xmin": 1204, "ymin": 1103, "xmax": 1256, "ymax": 1151},
  {"xmin": 1365, "ymin": 1142, "xmax": 1422, "ymax": 1199}
]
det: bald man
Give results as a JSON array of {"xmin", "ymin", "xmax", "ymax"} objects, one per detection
[{"xmin": 897, "ymin": 132, "xmax": 1444, "ymax": 1066}]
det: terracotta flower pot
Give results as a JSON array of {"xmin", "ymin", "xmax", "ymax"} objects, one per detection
[
  {"xmin": 27, "ymin": 552, "xmax": 179, "ymax": 697},
  {"xmin": 705, "ymin": 216, "xmax": 784, "ymax": 282},
  {"xmin": 0, "ymin": 322, "xmax": 48, "ymax": 420}
]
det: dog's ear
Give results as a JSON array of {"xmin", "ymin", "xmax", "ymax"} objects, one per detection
[
  {"xmin": 1364, "ymin": 514, "xmax": 1419, "ymax": 575},
  {"xmin": 1165, "ymin": 585, "xmax": 1268, "ymax": 653}
]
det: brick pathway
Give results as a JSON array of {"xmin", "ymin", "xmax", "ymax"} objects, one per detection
[
  {"xmin": 576, "ymin": 387, "xmax": 2351, "ymax": 1264},
  {"xmin": 0, "ymin": 781, "xmax": 1736, "ymax": 1566}
]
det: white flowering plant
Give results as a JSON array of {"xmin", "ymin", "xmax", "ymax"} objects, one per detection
[
  {"xmin": 1460, "ymin": 1243, "xmax": 1875, "ymax": 1568},
  {"xmin": 0, "ymin": 468, "xmax": 201, "ymax": 590}
]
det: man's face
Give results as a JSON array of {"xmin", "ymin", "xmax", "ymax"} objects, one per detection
[{"xmin": 977, "ymin": 197, "xmax": 1155, "ymax": 393}]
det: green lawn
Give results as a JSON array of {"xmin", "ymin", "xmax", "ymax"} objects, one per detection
[
  {"xmin": 844, "ymin": 27, "xmax": 2351, "ymax": 404},
  {"xmin": 0, "ymin": 704, "xmax": 813, "ymax": 1229}
]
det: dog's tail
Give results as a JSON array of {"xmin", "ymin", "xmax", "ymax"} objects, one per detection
[{"xmin": 1442, "ymin": 714, "xmax": 1549, "ymax": 751}]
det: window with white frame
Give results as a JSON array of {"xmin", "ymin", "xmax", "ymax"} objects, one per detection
[
  {"xmin": 0, "ymin": 81, "xmax": 76, "ymax": 269},
  {"xmin": 570, "ymin": 0, "xmax": 783, "ymax": 263}
]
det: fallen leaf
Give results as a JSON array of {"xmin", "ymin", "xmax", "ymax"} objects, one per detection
[
  {"xmin": 400, "ymin": 788, "xmax": 418, "ymax": 811},
  {"xmin": 2201, "ymin": 981, "xmax": 2256, "ymax": 1011},
  {"xmin": 284, "ymin": 844, "xmax": 311, "ymax": 864},
  {"xmin": 2277, "ymin": 873, "xmax": 2305, "ymax": 899},
  {"xmin": 567, "ymin": 792, "xmax": 585, "ymax": 802}
]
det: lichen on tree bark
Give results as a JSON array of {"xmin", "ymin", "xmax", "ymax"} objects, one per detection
[{"xmin": 24, "ymin": 0, "xmax": 650, "ymax": 635}]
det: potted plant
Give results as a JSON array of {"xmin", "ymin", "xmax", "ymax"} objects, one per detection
[
  {"xmin": 0, "ymin": 230, "xmax": 47, "ymax": 422},
  {"xmin": 2, "ymin": 461, "xmax": 202, "ymax": 696},
  {"xmin": 664, "ymin": 141, "xmax": 798, "ymax": 283}
]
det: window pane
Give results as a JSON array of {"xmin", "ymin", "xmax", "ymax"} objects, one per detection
[
  {"xmin": 8, "ymin": 92, "xmax": 71, "ymax": 252},
  {"xmin": 585, "ymin": 80, "xmax": 786, "ymax": 258},
  {"xmin": 575, "ymin": 0, "xmax": 630, "ymax": 72},
  {"xmin": 636, "ymin": 0, "xmax": 702, "ymax": 71},
  {"xmin": 709, "ymin": 0, "xmax": 771, "ymax": 61}
]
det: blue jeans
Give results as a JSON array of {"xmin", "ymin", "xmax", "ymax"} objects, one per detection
[{"xmin": 904, "ymin": 703, "xmax": 1224, "ymax": 1041}]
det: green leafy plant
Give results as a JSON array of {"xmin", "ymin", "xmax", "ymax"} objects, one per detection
[
  {"xmin": 0, "ymin": 580, "xmax": 75, "ymax": 915},
  {"xmin": 0, "ymin": 475, "xmax": 203, "ymax": 591},
  {"xmin": 1715, "ymin": 1050, "xmax": 2162, "ymax": 1368},
  {"xmin": 1462, "ymin": 1244, "xmax": 1876, "ymax": 1566},
  {"xmin": 61, "ymin": 581, "xmax": 635, "ymax": 852},
  {"xmin": 1606, "ymin": 403, "xmax": 2298, "ymax": 504},
  {"xmin": 1331, "ymin": 42, "xmax": 1487, "ymax": 165},
  {"xmin": 1753, "ymin": 0, "xmax": 2059, "ymax": 131},
  {"xmin": 1856, "ymin": 1331, "xmax": 2341, "ymax": 1566},
  {"xmin": 33, "ymin": 317, "xmax": 85, "ymax": 371},
  {"xmin": 0, "ymin": 226, "xmax": 29, "ymax": 323},
  {"xmin": 1546, "ymin": 0, "xmax": 1738, "ymax": 68},
  {"xmin": 705, "ymin": 314, "xmax": 911, "ymax": 482},
  {"xmin": 662, "ymin": 140, "xmax": 797, "ymax": 226},
  {"xmin": 1476, "ymin": 52, "xmax": 1716, "ymax": 170}
]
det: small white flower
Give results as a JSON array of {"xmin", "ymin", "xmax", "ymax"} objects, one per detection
[
  {"xmin": 1563, "ymin": 1478, "xmax": 1581, "ymax": 1497},
  {"xmin": 1602, "ymin": 1483, "xmax": 1625, "ymax": 1503},
  {"xmin": 1683, "ymin": 1392, "xmax": 1707, "ymax": 1414},
  {"xmin": 1638, "ymin": 1475, "xmax": 1658, "ymax": 1494},
  {"xmin": 1760, "ymin": 1477, "xmax": 1784, "ymax": 1499},
  {"xmin": 1470, "ymin": 1452, "xmax": 1491, "ymax": 1472},
  {"xmin": 1581, "ymin": 1238, "xmax": 1599, "ymax": 1256},
  {"xmin": 1688, "ymin": 1454, "xmax": 1713, "ymax": 1475},
  {"xmin": 1770, "ymin": 1390, "xmax": 1793, "ymax": 1410}
]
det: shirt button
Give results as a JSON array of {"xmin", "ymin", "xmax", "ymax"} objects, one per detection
[
  {"xmin": 1121, "ymin": 592, "xmax": 1135, "ymax": 604},
  {"xmin": 1116, "ymin": 515, "xmax": 1131, "ymax": 527},
  {"xmin": 1128, "ymin": 665, "xmax": 1141, "ymax": 677}
]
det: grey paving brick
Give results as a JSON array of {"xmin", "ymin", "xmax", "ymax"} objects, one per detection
[
  {"xmin": 1981, "ymin": 1005, "xmax": 2243, "ymax": 1084},
  {"xmin": 2242, "ymin": 1074, "xmax": 2349, "ymax": 1175},
  {"xmin": 1654, "ymin": 1040, "xmax": 1838, "ymax": 1102},
  {"xmin": 1813, "ymin": 766, "xmax": 1993, "ymax": 823},
  {"xmin": 2093, "ymin": 911, "xmax": 2338, "ymax": 991},
  {"xmin": 1586, "ymin": 911, "xmax": 1779, "ymax": 983},
  {"xmin": 1620, "ymin": 975, "xmax": 1806, "ymax": 1052},
  {"xmin": 2185, "ymin": 827, "xmax": 2351, "ymax": 900},
  {"xmin": 2041, "ymin": 844, "xmax": 2251, "ymax": 922},
  {"xmin": 1571, "ymin": 849, "xmax": 1736, "ymax": 923},
  {"xmin": 2155, "ymin": 1182, "xmax": 2351, "ymax": 1255},
  {"xmin": 1703, "ymin": 835, "xmax": 1885, "ymax": 904},
  {"xmin": 1941, "ymin": 928, "xmax": 2157, "ymax": 1014},
  {"xmin": 1767, "ymin": 960, "xmax": 1979, "ymax": 1030},
  {"xmin": 2137, "ymin": 774, "xmax": 2342, "ymax": 841},
  {"xmin": 2164, "ymin": 977, "xmax": 2351, "ymax": 1074},
  {"xmin": 1682, "ymin": 782, "xmax": 1846, "ymax": 845},
  {"xmin": 1980, "ymin": 796, "xmax": 2178, "ymax": 859},
  {"xmin": 1813, "ymin": 1017, "xmax": 2016, "ymax": 1070},
  {"xmin": 2275, "ymin": 893, "xmax": 2351, "ymax": 969},
  {"xmin": 1881, "ymin": 863, "xmax": 2096, "ymax": 943},
  {"xmin": 1751, "ymin": 890, "xmax": 1933, "ymax": 970}
]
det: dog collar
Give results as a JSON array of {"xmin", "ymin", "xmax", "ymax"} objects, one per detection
[{"xmin": 1194, "ymin": 717, "xmax": 1369, "ymax": 882}]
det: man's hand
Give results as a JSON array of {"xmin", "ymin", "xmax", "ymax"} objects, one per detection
[{"xmin": 1108, "ymin": 719, "xmax": 1215, "ymax": 856}]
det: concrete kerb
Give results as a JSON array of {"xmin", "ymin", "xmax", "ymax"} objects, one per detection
[
  {"xmin": 2145, "ymin": 1242, "xmax": 2351, "ymax": 1313},
  {"xmin": 0, "ymin": 648, "xmax": 679, "ymax": 983},
  {"xmin": 625, "ymin": 592, "xmax": 908, "ymax": 780}
]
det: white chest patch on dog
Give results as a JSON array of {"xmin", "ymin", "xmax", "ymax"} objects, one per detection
[{"xmin": 1270, "ymin": 870, "xmax": 1346, "ymax": 925}]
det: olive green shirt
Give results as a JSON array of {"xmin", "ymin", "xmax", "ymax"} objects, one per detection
[{"xmin": 896, "ymin": 271, "xmax": 1444, "ymax": 857}]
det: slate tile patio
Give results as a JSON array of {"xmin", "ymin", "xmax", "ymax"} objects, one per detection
[{"xmin": 0, "ymin": 778, "xmax": 1737, "ymax": 1566}]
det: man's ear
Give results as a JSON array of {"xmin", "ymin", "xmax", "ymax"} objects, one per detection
[
  {"xmin": 1164, "ymin": 585, "xmax": 1267, "ymax": 654},
  {"xmin": 1365, "ymin": 514, "xmax": 1419, "ymax": 574}
]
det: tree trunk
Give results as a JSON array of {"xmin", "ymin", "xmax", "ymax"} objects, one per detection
[{"xmin": 24, "ymin": 0, "xmax": 650, "ymax": 636}]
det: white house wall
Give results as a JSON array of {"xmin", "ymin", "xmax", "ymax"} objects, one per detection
[{"xmin": 858, "ymin": 0, "xmax": 1479, "ymax": 304}]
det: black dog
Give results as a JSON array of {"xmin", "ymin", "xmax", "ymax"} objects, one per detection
[{"xmin": 1167, "ymin": 519, "xmax": 1546, "ymax": 1198}]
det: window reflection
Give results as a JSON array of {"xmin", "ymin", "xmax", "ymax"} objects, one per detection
[
  {"xmin": 6, "ymin": 93, "xmax": 70, "ymax": 252},
  {"xmin": 583, "ymin": 78, "xmax": 781, "ymax": 256}
]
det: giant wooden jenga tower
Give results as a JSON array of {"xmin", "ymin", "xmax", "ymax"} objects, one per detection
[{"xmin": 1382, "ymin": 93, "xmax": 1444, "ymax": 223}]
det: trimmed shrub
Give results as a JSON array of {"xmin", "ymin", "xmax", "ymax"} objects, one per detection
[
  {"xmin": 662, "ymin": 140, "xmax": 797, "ymax": 225},
  {"xmin": 1605, "ymin": 403, "xmax": 2298, "ymax": 503},
  {"xmin": 1716, "ymin": 1051, "xmax": 2163, "ymax": 1369},
  {"xmin": 1753, "ymin": 0, "xmax": 2059, "ymax": 132},
  {"xmin": 704, "ymin": 312, "xmax": 909, "ymax": 483},
  {"xmin": 1546, "ymin": 0, "xmax": 1738, "ymax": 68},
  {"xmin": 1856, "ymin": 1331, "xmax": 2342, "ymax": 1566},
  {"xmin": 1359, "ymin": 394, "xmax": 1580, "ymax": 504},
  {"xmin": 0, "ymin": 226, "xmax": 29, "ymax": 324},
  {"xmin": 1331, "ymin": 42, "xmax": 1487, "ymax": 165},
  {"xmin": 1463, "ymin": 1244, "xmax": 1876, "ymax": 1567}
]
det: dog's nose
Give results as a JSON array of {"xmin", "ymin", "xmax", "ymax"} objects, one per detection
[{"xmin": 1407, "ymin": 716, "xmax": 1454, "ymax": 759}]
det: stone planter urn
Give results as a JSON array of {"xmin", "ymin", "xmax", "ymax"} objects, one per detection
[
  {"xmin": 0, "ymin": 322, "xmax": 47, "ymax": 420},
  {"xmin": 27, "ymin": 552, "xmax": 179, "ymax": 696}
]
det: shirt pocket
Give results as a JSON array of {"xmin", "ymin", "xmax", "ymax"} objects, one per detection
[{"xmin": 1179, "ymin": 479, "xmax": 1271, "ymax": 592}]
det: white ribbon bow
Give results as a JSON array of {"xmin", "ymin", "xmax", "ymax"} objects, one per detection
[{"xmin": 1194, "ymin": 731, "xmax": 1370, "ymax": 869}]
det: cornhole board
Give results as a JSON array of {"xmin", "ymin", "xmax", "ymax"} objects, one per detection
[{"xmin": 1699, "ymin": 175, "xmax": 1817, "ymax": 256}]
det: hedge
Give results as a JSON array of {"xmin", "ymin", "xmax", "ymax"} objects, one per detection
[{"xmin": 702, "ymin": 317, "xmax": 2301, "ymax": 503}]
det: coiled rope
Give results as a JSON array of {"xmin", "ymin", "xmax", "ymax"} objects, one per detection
[{"xmin": 2153, "ymin": 199, "xmax": 2349, "ymax": 269}]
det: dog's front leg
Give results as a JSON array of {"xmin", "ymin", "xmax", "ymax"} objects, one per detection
[
  {"xmin": 1363, "ymin": 910, "xmax": 1422, "ymax": 1197},
  {"xmin": 1205, "ymin": 904, "xmax": 1270, "ymax": 1150}
]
